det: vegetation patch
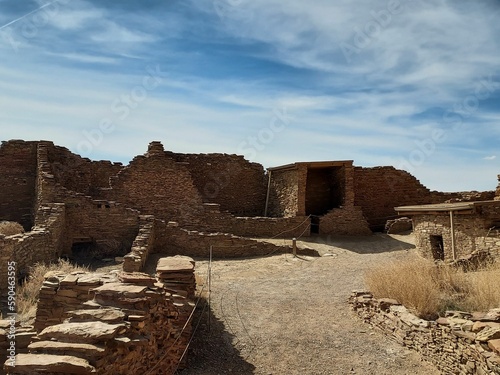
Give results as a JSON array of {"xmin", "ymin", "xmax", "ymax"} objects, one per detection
[
  {"xmin": 17, "ymin": 259, "xmax": 88, "ymax": 324},
  {"xmin": 0, "ymin": 221, "xmax": 24, "ymax": 236},
  {"xmin": 365, "ymin": 257, "xmax": 500, "ymax": 320}
]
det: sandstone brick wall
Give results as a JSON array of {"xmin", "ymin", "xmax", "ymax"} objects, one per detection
[
  {"xmin": 168, "ymin": 152, "xmax": 267, "ymax": 217},
  {"xmin": 0, "ymin": 203, "xmax": 66, "ymax": 296},
  {"xmin": 413, "ymin": 214, "xmax": 490, "ymax": 261},
  {"xmin": 28, "ymin": 261, "xmax": 197, "ymax": 374},
  {"xmin": 350, "ymin": 292, "xmax": 500, "ymax": 375},
  {"xmin": 152, "ymin": 221, "xmax": 312, "ymax": 258},
  {"xmin": 0, "ymin": 140, "xmax": 38, "ymax": 230},
  {"xmin": 267, "ymin": 168, "xmax": 299, "ymax": 217},
  {"xmin": 101, "ymin": 144, "xmax": 204, "ymax": 227},
  {"xmin": 354, "ymin": 167, "xmax": 452, "ymax": 230},
  {"xmin": 46, "ymin": 143, "xmax": 122, "ymax": 197},
  {"xmin": 319, "ymin": 206, "xmax": 372, "ymax": 236},
  {"xmin": 123, "ymin": 215, "xmax": 156, "ymax": 272}
]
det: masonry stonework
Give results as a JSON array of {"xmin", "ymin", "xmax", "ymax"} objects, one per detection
[{"xmin": 0, "ymin": 141, "xmax": 38, "ymax": 230}]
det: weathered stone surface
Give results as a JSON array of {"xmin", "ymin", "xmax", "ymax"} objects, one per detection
[
  {"xmin": 38, "ymin": 322, "xmax": 126, "ymax": 344},
  {"xmin": 156, "ymin": 256, "xmax": 195, "ymax": 273},
  {"xmin": 28, "ymin": 341, "xmax": 106, "ymax": 357},
  {"xmin": 65, "ymin": 308, "xmax": 125, "ymax": 323},
  {"xmin": 349, "ymin": 292, "xmax": 500, "ymax": 375},
  {"xmin": 489, "ymin": 339, "xmax": 500, "ymax": 355},
  {"xmin": 4, "ymin": 353, "xmax": 96, "ymax": 374},
  {"xmin": 476, "ymin": 326, "xmax": 500, "ymax": 342},
  {"xmin": 91, "ymin": 283, "xmax": 147, "ymax": 298}
]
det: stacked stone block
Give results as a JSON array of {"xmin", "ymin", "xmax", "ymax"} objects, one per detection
[{"xmin": 350, "ymin": 292, "xmax": 500, "ymax": 375}]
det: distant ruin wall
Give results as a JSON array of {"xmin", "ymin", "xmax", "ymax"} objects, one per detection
[
  {"xmin": 354, "ymin": 167, "xmax": 455, "ymax": 230},
  {"xmin": 0, "ymin": 203, "xmax": 66, "ymax": 296},
  {"xmin": 319, "ymin": 206, "xmax": 372, "ymax": 236},
  {"xmin": 46, "ymin": 143, "xmax": 122, "ymax": 197},
  {"xmin": 123, "ymin": 215, "xmax": 156, "ymax": 272},
  {"xmin": 0, "ymin": 141, "xmax": 38, "ymax": 230},
  {"xmin": 168, "ymin": 152, "xmax": 267, "ymax": 217},
  {"xmin": 267, "ymin": 168, "xmax": 299, "ymax": 217},
  {"xmin": 350, "ymin": 292, "xmax": 500, "ymax": 375},
  {"xmin": 153, "ymin": 221, "xmax": 307, "ymax": 258},
  {"xmin": 101, "ymin": 149, "xmax": 204, "ymax": 226}
]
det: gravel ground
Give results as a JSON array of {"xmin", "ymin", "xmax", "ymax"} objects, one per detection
[{"xmin": 177, "ymin": 233, "xmax": 441, "ymax": 375}]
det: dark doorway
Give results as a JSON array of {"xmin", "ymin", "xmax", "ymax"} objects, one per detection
[
  {"xmin": 310, "ymin": 216, "xmax": 320, "ymax": 234},
  {"xmin": 430, "ymin": 235, "xmax": 444, "ymax": 261},
  {"xmin": 305, "ymin": 167, "xmax": 345, "ymax": 216}
]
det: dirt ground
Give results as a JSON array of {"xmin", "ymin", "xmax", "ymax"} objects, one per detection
[{"xmin": 177, "ymin": 233, "xmax": 441, "ymax": 375}]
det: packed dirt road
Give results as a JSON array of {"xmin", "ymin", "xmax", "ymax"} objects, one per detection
[{"xmin": 178, "ymin": 233, "xmax": 440, "ymax": 375}]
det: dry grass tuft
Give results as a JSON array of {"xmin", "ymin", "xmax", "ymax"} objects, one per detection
[
  {"xmin": 365, "ymin": 257, "xmax": 500, "ymax": 319},
  {"xmin": 0, "ymin": 221, "xmax": 24, "ymax": 236},
  {"xmin": 17, "ymin": 259, "xmax": 88, "ymax": 324}
]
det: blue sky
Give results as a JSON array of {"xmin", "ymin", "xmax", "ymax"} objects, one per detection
[{"xmin": 1, "ymin": 0, "xmax": 499, "ymax": 191}]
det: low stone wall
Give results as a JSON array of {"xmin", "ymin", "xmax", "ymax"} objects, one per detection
[
  {"xmin": 123, "ymin": 215, "xmax": 156, "ymax": 272},
  {"xmin": 0, "ymin": 204, "xmax": 66, "ymax": 296},
  {"xmin": 319, "ymin": 206, "xmax": 372, "ymax": 236},
  {"xmin": 16, "ymin": 257, "xmax": 197, "ymax": 374},
  {"xmin": 154, "ymin": 221, "xmax": 314, "ymax": 258},
  {"xmin": 230, "ymin": 215, "xmax": 310, "ymax": 238},
  {"xmin": 349, "ymin": 292, "xmax": 500, "ymax": 375}
]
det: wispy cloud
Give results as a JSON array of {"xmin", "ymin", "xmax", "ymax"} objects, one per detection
[{"xmin": 0, "ymin": 0, "xmax": 499, "ymax": 191}]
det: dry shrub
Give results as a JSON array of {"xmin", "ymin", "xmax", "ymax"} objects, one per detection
[
  {"xmin": 17, "ymin": 259, "xmax": 88, "ymax": 324},
  {"xmin": 365, "ymin": 257, "xmax": 500, "ymax": 319},
  {"xmin": 0, "ymin": 221, "xmax": 24, "ymax": 236},
  {"xmin": 461, "ymin": 262, "xmax": 500, "ymax": 312},
  {"xmin": 365, "ymin": 257, "xmax": 443, "ymax": 319}
]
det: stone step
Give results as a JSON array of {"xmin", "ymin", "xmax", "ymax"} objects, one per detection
[
  {"xmin": 28, "ymin": 341, "xmax": 106, "ymax": 360},
  {"xmin": 65, "ymin": 308, "xmax": 125, "ymax": 323},
  {"xmin": 38, "ymin": 322, "xmax": 127, "ymax": 344},
  {"xmin": 5, "ymin": 353, "xmax": 96, "ymax": 374}
]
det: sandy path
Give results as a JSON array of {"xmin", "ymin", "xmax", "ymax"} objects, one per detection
[{"xmin": 178, "ymin": 233, "xmax": 440, "ymax": 375}]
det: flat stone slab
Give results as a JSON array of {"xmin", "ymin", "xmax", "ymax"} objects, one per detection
[
  {"xmin": 38, "ymin": 322, "xmax": 126, "ymax": 344},
  {"xmin": 28, "ymin": 341, "xmax": 106, "ymax": 357},
  {"xmin": 156, "ymin": 256, "xmax": 195, "ymax": 273},
  {"xmin": 476, "ymin": 326, "xmax": 500, "ymax": 342},
  {"xmin": 4, "ymin": 354, "xmax": 96, "ymax": 374},
  {"xmin": 91, "ymin": 283, "xmax": 147, "ymax": 298},
  {"xmin": 65, "ymin": 308, "xmax": 125, "ymax": 323}
]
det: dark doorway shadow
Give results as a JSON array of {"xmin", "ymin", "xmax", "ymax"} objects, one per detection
[{"xmin": 177, "ymin": 301, "xmax": 256, "ymax": 375}]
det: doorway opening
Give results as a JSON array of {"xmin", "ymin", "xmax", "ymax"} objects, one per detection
[{"xmin": 430, "ymin": 235, "xmax": 444, "ymax": 261}]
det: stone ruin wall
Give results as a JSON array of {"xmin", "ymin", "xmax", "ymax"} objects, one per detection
[
  {"xmin": 413, "ymin": 214, "xmax": 481, "ymax": 261},
  {"xmin": 0, "ymin": 141, "xmax": 38, "ymax": 230},
  {"xmin": 319, "ymin": 206, "xmax": 372, "ymax": 236},
  {"xmin": 99, "ymin": 145, "xmax": 205, "ymax": 228},
  {"xmin": 353, "ymin": 167, "xmax": 495, "ymax": 231},
  {"xmin": 413, "ymin": 204, "xmax": 500, "ymax": 261},
  {"xmin": 0, "ymin": 204, "xmax": 66, "ymax": 296},
  {"xmin": 167, "ymin": 151, "xmax": 267, "ymax": 217},
  {"xmin": 350, "ymin": 292, "xmax": 500, "ymax": 375},
  {"xmin": 267, "ymin": 168, "xmax": 299, "ymax": 217},
  {"xmin": 124, "ymin": 217, "xmax": 314, "ymax": 273},
  {"xmin": 45, "ymin": 142, "xmax": 123, "ymax": 197},
  {"xmin": 4, "ymin": 256, "xmax": 197, "ymax": 374}
]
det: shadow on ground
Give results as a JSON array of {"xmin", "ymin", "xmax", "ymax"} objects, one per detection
[
  {"xmin": 177, "ymin": 301, "xmax": 256, "ymax": 375},
  {"xmin": 300, "ymin": 232, "xmax": 416, "ymax": 254}
]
